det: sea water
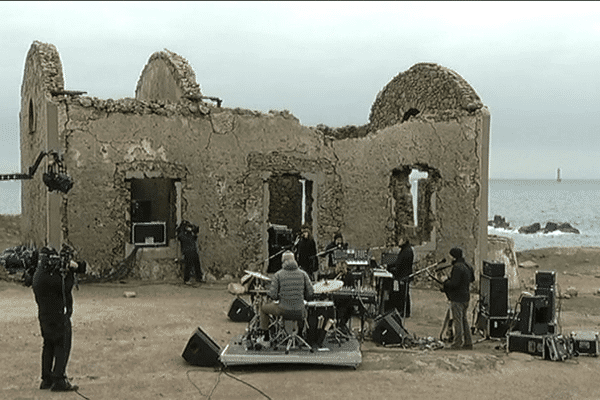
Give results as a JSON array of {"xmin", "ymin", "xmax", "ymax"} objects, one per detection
[
  {"xmin": 2, "ymin": 179, "xmax": 599, "ymax": 250},
  {"xmin": 488, "ymin": 179, "xmax": 600, "ymax": 251}
]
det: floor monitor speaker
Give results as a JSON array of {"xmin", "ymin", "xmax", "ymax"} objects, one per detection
[
  {"xmin": 228, "ymin": 297, "xmax": 255, "ymax": 322},
  {"xmin": 182, "ymin": 327, "xmax": 222, "ymax": 367},
  {"xmin": 372, "ymin": 309, "xmax": 409, "ymax": 346}
]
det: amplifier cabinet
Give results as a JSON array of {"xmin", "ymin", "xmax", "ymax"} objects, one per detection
[
  {"xmin": 507, "ymin": 331, "xmax": 549, "ymax": 358},
  {"xmin": 571, "ymin": 331, "xmax": 599, "ymax": 356},
  {"xmin": 482, "ymin": 261, "xmax": 505, "ymax": 278},
  {"xmin": 535, "ymin": 270, "xmax": 556, "ymax": 288},
  {"xmin": 479, "ymin": 275, "xmax": 508, "ymax": 317},
  {"xmin": 476, "ymin": 313, "xmax": 510, "ymax": 339},
  {"xmin": 518, "ymin": 295, "xmax": 553, "ymax": 335},
  {"xmin": 534, "ymin": 286, "xmax": 557, "ymax": 322}
]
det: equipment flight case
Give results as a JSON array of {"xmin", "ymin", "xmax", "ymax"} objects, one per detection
[
  {"xmin": 507, "ymin": 331, "xmax": 551, "ymax": 358},
  {"xmin": 570, "ymin": 331, "xmax": 599, "ymax": 356}
]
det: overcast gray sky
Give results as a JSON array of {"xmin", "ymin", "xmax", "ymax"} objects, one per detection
[{"xmin": 1, "ymin": 1, "xmax": 600, "ymax": 180}]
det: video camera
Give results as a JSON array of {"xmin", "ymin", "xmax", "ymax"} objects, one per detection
[{"xmin": 40, "ymin": 244, "xmax": 79, "ymax": 275}]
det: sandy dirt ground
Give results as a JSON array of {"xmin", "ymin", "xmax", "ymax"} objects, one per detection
[{"xmin": 2, "ymin": 215, "xmax": 600, "ymax": 400}]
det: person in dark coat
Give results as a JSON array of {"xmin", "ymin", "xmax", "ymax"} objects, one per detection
[
  {"xmin": 386, "ymin": 238, "xmax": 414, "ymax": 317},
  {"xmin": 294, "ymin": 224, "xmax": 318, "ymax": 280},
  {"xmin": 324, "ymin": 232, "xmax": 348, "ymax": 268},
  {"xmin": 32, "ymin": 244, "xmax": 86, "ymax": 391},
  {"xmin": 441, "ymin": 247, "xmax": 475, "ymax": 349},
  {"xmin": 176, "ymin": 220, "xmax": 205, "ymax": 284}
]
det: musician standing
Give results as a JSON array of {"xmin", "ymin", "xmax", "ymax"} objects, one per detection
[
  {"xmin": 324, "ymin": 232, "xmax": 347, "ymax": 268},
  {"xmin": 441, "ymin": 247, "xmax": 475, "ymax": 350},
  {"xmin": 295, "ymin": 224, "xmax": 318, "ymax": 280},
  {"xmin": 386, "ymin": 238, "xmax": 414, "ymax": 318}
]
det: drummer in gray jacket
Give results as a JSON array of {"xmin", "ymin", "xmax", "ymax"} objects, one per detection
[{"xmin": 257, "ymin": 251, "xmax": 314, "ymax": 345}]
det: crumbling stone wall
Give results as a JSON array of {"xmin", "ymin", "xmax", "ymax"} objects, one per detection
[
  {"xmin": 19, "ymin": 42, "xmax": 490, "ymax": 279},
  {"xmin": 369, "ymin": 62, "xmax": 484, "ymax": 131},
  {"xmin": 19, "ymin": 41, "xmax": 66, "ymax": 247},
  {"xmin": 135, "ymin": 49, "xmax": 202, "ymax": 103}
]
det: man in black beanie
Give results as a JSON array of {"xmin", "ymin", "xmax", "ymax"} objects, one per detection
[
  {"xmin": 32, "ymin": 244, "xmax": 86, "ymax": 391},
  {"xmin": 442, "ymin": 247, "xmax": 475, "ymax": 349}
]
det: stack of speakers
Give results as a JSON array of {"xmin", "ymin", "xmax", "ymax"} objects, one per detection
[
  {"xmin": 519, "ymin": 270, "xmax": 557, "ymax": 335},
  {"xmin": 507, "ymin": 270, "xmax": 560, "ymax": 357},
  {"xmin": 477, "ymin": 261, "xmax": 510, "ymax": 338}
]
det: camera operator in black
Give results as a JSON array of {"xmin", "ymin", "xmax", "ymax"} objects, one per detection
[
  {"xmin": 32, "ymin": 244, "xmax": 86, "ymax": 391},
  {"xmin": 176, "ymin": 220, "xmax": 205, "ymax": 284}
]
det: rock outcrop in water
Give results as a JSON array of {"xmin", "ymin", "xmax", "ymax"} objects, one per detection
[
  {"xmin": 488, "ymin": 215, "xmax": 511, "ymax": 229},
  {"xmin": 518, "ymin": 222, "xmax": 580, "ymax": 234}
]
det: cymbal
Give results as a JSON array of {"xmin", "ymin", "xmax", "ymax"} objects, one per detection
[
  {"xmin": 313, "ymin": 279, "xmax": 344, "ymax": 294},
  {"xmin": 244, "ymin": 270, "xmax": 271, "ymax": 281}
]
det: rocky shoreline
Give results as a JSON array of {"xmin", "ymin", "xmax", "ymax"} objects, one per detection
[{"xmin": 488, "ymin": 214, "xmax": 580, "ymax": 234}]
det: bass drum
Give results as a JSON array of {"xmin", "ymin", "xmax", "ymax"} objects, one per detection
[{"xmin": 305, "ymin": 301, "xmax": 335, "ymax": 346}]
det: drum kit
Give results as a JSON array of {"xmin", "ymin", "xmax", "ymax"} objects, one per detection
[{"xmin": 239, "ymin": 269, "xmax": 352, "ymax": 350}]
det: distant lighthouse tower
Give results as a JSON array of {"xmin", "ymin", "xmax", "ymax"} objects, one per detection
[{"xmin": 557, "ymin": 168, "xmax": 561, "ymax": 182}]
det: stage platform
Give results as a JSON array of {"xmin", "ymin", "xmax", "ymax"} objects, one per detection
[{"xmin": 219, "ymin": 334, "xmax": 362, "ymax": 368}]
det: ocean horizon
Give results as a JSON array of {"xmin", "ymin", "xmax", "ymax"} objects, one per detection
[
  {"xmin": 2, "ymin": 179, "xmax": 599, "ymax": 251},
  {"xmin": 488, "ymin": 178, "xmax": 600, "ymax": 251}
]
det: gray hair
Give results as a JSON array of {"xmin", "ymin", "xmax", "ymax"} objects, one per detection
[{"xmin": 281, "ymin": 250, "xmax": 295, "ymax": 263}]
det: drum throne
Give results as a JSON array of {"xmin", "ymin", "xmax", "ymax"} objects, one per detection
[{"xmin": 271, "ymin": 314, "xmax": 314, "ymax": 354}]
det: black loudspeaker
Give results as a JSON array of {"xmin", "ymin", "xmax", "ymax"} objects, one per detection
[
  {"xmin": 476, "ymin": 313, "xmax": 510, "ymax": 338},
  {"xmin": 182, "ymin": 327, "xmax": 222, "ymax": 367},
  {"xmin": 228, "ymin": 297, "xmax": 255, "ymax": 322},
  {"xmin": 535, "ymin": 271, "xmax": 556, "ymax": 288},
  {"xmin": 482, "ymin": 261, "xmax": 505, "ymax": 278},
  {"xmin": 534, "ymin": 286, "xmax": 556, "ymax": 323},
  {"xmin": 479, "ymin": 275, "xmax": 508, "ymax": 317},
  {"xmin": 518, "ymin": 296, "xmax": 553, "ymax": 335},
  {"xmin": 372, "ymin": 309, "xmax": 409, "ymax": 346}
]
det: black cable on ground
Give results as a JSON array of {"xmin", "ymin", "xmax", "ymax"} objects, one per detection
[
  {"xmin": 186, "ymin": 367, "xmax": 272, "ymax": 400},
  {"xmin": 75, "ymin": 388, "xmax": 91, "ymax": 400}
]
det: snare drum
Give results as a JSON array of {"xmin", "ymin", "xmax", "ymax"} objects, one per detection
[{"xmin": 305, "ymin": 301, "xmax": 336, "ymax": 345}]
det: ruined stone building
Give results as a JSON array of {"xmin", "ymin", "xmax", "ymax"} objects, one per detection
[{"xmin": 19, "ymin": 40, "xmax": 490, "ymax": 280}]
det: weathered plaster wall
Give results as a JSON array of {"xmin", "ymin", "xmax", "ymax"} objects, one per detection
[
  {"xmin": 61, "ymin": 97, "xmax": 337, "ymax": 277},
  {"xmin": 20, "ymin": 42, "xmax": 490, "ymax": 280},
  {"xmin": 19, "ymin": 41, "xmax": 65, "ymax": 247},
  {"xmin": 332, "ymin": 114, "xmax": 485, "ymax": 264}
]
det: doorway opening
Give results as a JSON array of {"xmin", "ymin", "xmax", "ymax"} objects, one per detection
[
  {"xmin": 129, "ymin": 178, "xmax": 176, "ymax": 246},
  {"xmin": 266, "ymin": 173, "xmax": 313, "ymax": 272}
]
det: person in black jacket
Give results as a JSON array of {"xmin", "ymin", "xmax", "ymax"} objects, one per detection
[
  {"xmin": 32, "ymin": 244, "xmax": 86, "ymax": 391},
  {"xmin": 441, "ymin": 247, "xmax": 475, "ymax": 350},
  {"xmin": 294, "ymin": 224, "xmax": 318, "ymax": 280},
  {"xmin": 176, "ymin": 220, "xmax": 205, "ymax": 285},
  {"xmin": 324, "ymin": 232, "xmax": 348, "ymax": 269},
  {"xmin": 386, "ymin": 238, "xmax": 414, "ymax": 317}
]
